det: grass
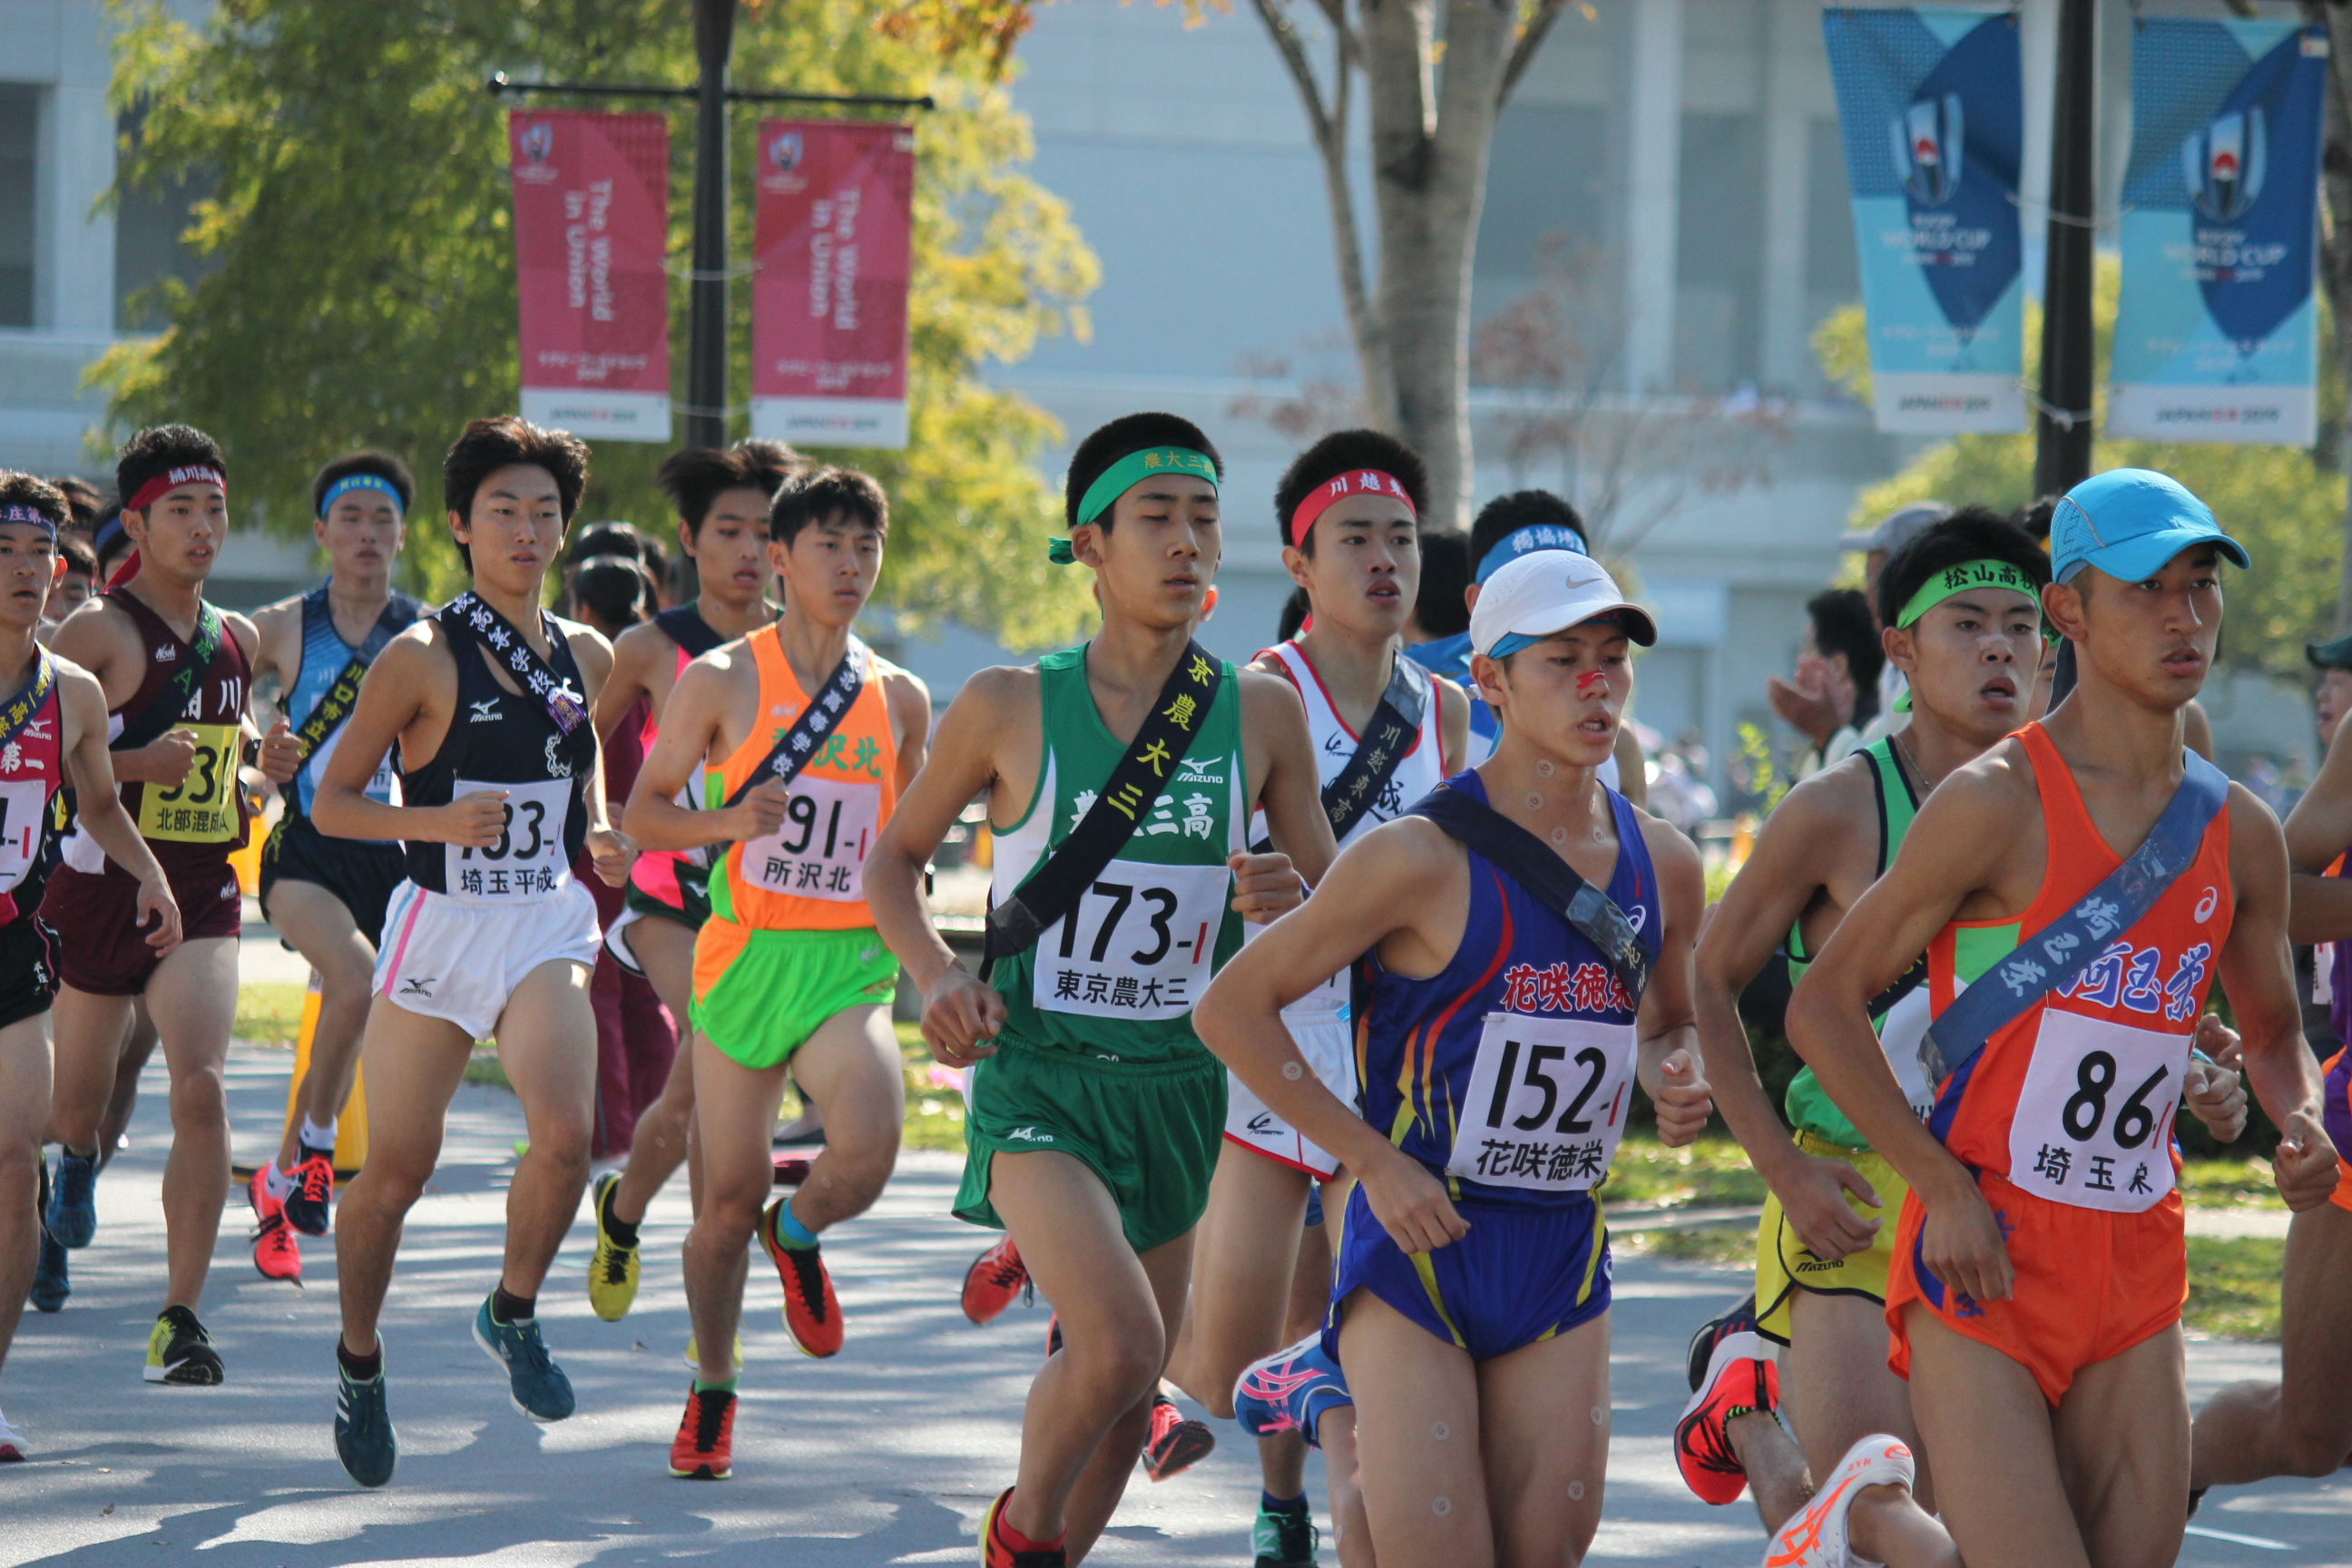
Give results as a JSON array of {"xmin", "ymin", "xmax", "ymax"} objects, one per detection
[
  {"xmin": 235, "ymin": 982, "xmax": 308, "ymax": 1046},
  {"xmin": 898, "ymin": 1021, "xmax": 968, "ymax": 1152},
  {"xmin": 2185, "ymin": 1236, "xmax": 2288, "ymax": 1340},
  {"xmin": 2180, "ymin": 1156, "xmax": 2289, "ymax": 1209},
  {"xmin": 1613, "ymin": 1223, "xmax": 1754, "ymax": 1266},
  {"xmin": 1595, "ymin": 1135, "xmax": 1769, "ymax": 1208}
]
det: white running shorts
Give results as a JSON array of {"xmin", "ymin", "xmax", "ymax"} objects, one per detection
[
  {"xmin": 374, "ymin": 878, "xmax": 602, "ymax": 1042},
  {"xmin": 1224, "ymin": 1010, "xmax": 1357, "ymax": 1179}
]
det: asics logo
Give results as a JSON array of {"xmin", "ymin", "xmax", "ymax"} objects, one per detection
[
  {"xmin": 1004, "ymin": 1126, "xmax": 1054, "ymax": 1143},
  {"xmin": 1241, "ymin": 1366, "xmax": 1318, "ymax": 1403},
  {"xmin": 2193, "ymin": 885, "xmax": 2220, "ymax": 923},
  {"xmin": 469, "ymin": 698, "xmax": 502, "ymax": 723}
]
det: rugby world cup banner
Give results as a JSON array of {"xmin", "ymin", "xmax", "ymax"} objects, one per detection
[
  {"xmin": 2109, "ymin": 21, "xmax": 2327, "ymax": 446},
  {"xmin": 508, "ymin": 111, "xmax": 673, "ymax": 442},
  {"xmin": 751, "ymin": 120, "xmax": 916, "ymax": 450},
  {"xmin": 1822, "ymin": 9, "xmax": 2025, "ymax": 435}
]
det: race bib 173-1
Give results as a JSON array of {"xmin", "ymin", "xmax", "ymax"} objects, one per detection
[{"xmin": 1032, "ymin": 858, "xmax": 1230, "ymax": 1021}]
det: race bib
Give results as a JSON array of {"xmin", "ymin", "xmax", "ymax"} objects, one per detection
[
  {"xmin": 741, "ymin": 775, "xmax": 882, "ymax": 904},
  {"xmin": 1033, "ymin": 858, "xmax": 1230, "ymax": 1020},
  {"xmin": 0, "ymin": 779, "xmax": 44, "ymax": 893},
  {"xmin": 307, "ymin": 727, "xmax": 402, "ymax": 808},
  {"xmin": 1446, "ymin": 1013, "xmax": 1636, "ymax": 1192},
  {"xmin": 1879, "ymin": 985, "xmax": 1938, "ymax": 1121},
  {"xmin": 138, "ymin": 721, "xmax": 240, "ymax": 843},
  {"xmin": 445, "ymin": 777, "xmax": 573, "ymax": 904},
  {"xmin": 2007, "ymin": 1008, "xmax": 2187, "ymax": 1213}
]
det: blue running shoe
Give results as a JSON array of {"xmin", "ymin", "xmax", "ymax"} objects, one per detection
[
  {"xmin": 472, "ymin": 1291, "xmax": 575, "ymax": 1423},
  {"xmin": 1233, "ymin": 1333, "xmax": 1352, "ymax": 1451},
  {"xmin": 29, "ymin": 1229, "xmax": 67, "ymax": 1313},
  {"xmin": 47, "ymin": 1149, "xmax": 96, "ymax": 1250},
  {"xmin": 335, "ymin": 1350, "xmax": 397, "ymax": 1487}
]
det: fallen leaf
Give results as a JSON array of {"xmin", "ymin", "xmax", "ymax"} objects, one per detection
[{"xmin": 100, "ymin": 1504, "xmax": 113, "ymax": 1516}]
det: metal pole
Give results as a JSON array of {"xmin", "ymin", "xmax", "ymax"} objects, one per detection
[
  {"xmin": 686, "ymin": 0, "xmax": 737, "ymax": 456},
  {"xmin": 2034, "ymin": 0, "xmax": 2097, "ymax": 499}
]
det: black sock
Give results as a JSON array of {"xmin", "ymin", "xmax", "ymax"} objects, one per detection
[
  {"xmin": 493, "ymin": 1286, "xmax": 535, "ymax": 1323},
  {"xmin": 599, "ymin": 1181, "xmax": 639, "ymax": 1250},
  {"xmin": 338, "ymin": 1338, "xmax": 382, "ymax": 1381},
  {"xmin": 298, "ymin": 1138, "xmax": 335, "ymax": 1166}
]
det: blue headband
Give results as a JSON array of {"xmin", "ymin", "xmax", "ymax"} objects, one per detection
[
  {"xmin": 0, "ymin": 503, "xmax": 57, "ymax": 536},
  {"xmin": 319, "ymin": 472, "xmax": 404, "ymax": 519},
  {"xmin": 1475, "ymin": 523, "xmax": 1588, "ymax": 585}
]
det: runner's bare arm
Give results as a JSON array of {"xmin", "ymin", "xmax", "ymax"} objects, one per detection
[
  {"xmin": 867, "ymin": 666, "xmax": 1027, "ymax": 1067},
  {"xmin": 1788, "ymin": 753, "xmax": 2036, "ymax": 1306},
  {"xmin": 622, "ymin": 652, "xmax": 778, "ymax": 852},
  {"xmin": 2283, "ymin": 711, "xmax": 2352, "ymax": 941},
  {"xmin": 47, "ymin": 599, "xmax": 196, "ymax": 787},
  {"xmin": 55, "ymin": 659, "xmax": 180, "ymax": 953},
  {"xmin": 1237, "ymin": 667, "xmax": 1335, "ymax": 918},
  {"xmin": 592, "ymin": 617, "xmax": 659, "ymax": 744},
  {"xmin": 1634, "ymin": 813, "xmax": 1712, "ymax": 1144},
  {"xmin": 311, "ymin": 627, "xmax": 502, "ymax": 849},
  {"xmin": 1435, "ymin": 672, "xmax": 1470, "ymax": 774},
  {"xmin": 883, "ymin": 666, "xmax": 932, "ymax": 793},
  {"xmin": 1694, "ymin": 769, "xmax": 1887, "ymax": 1259},
  {"xmin": 556, "ymin": 617, "xmax": 632, "ymax": 885},
  {"xmin": 244, "ymin": 599, "xmax": 303, "ymax": 784},
  {"xmin": 1613, "ymin": 724, "xmax": 1648, "ymax": 809},
  {"xmin": 1198, "ymin": 818, "xmax": 1472, "ymax": 1253},
  {"xmin": 2217, "ymin": 788, "xmax": 2339, "ymax": 1210}
]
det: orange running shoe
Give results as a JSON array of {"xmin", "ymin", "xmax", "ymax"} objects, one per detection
[
  {"xmin": 1675, "ymin": 1326, "xmax": 1778, "ymax": 1505},
  {"xmin": 247, "ymin": 1168, "xmax": 301, "ymax": 1284},
  {"xmin": 759, "ymin": 1197, "xmax": 842, "ymax": 1357},
  {"xmin": 1139, "ymin": 1392, "xmax": 1214, "ymax": 1482},
  {"xmin": 668, "ymin": 1384, "xmax": 736, "ymax": 1479},
  {"xmin": 962, "ymin": 1235, "xmax": 1029, "ymax": 1325},
  {"xmin": 981, "ymin": 1486, "xmax": 1066, "ymax": 1567}
]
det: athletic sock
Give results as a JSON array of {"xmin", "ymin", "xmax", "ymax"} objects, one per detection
[
  {"xmin": 492, "ymin": 1287, "xmax": 536, "ymax": 1324},
  {"xmin": 692, "ymin": 1377, "xmax": 738, "ymax": 1395},
  {"xmin": 262, "ymin": 1160, "xmax": 292, "ymax": 1202},
  {"xmin": 1261, "ymin": 1491, "xmax": 1308, "ymax": 1514},
  {"xmin": 337, "ymin": 1339, "xmax": 382, "ymax": 1381},
  {"xmin": 771, "ymin": 1199, "xmax": 818, "ymax": 1251},
  {"xmin": 299, "ymin": 1115, "xmax": 336, "ymax": 1154},
  {"xmin": 600, "ymin": 1181, "xmax": 640, "ymax": 1250}
]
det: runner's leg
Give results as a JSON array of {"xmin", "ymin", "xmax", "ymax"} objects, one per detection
[
  {"xmin": 98, "ymin": 1004, "xmax": 158, "ymax": 1168},
  {"xmin": 44, "ymin": 985, "xmax": 130, "ymax": 1164},
  {"xmin": 1337, "ymin": 1288, "xmax": 1494, "ymax": 1566},
  {"xmin": 487, "ymin": 959, "xmax": 597, "ymax": 1302},
  {"xmin": 1902, "ymin": 1302, "xmax": 2092, "ymax": 1568},
  {"xmin": 680, "ymin": 1035, "xmax": 789, "ymax": 1386},
  {"xmin": 263, "ymin": 879, "xmax": 376, "ymax": 1171},
  {"xmin": 145, "ymin": 936, "xmax": 237, "ymax": 1311},
  {"xmin": 1300, "ymin": 1177, "xmax": 1377, "ymax": 1567},
  {"xmin": 0, "ymin": 1013, "xmax": 51, "ymax": 1375},
  {"xmin": 1478, "ymin": 1308, "xmax": 1612, "ymax": 1567},
  {"xmin": 1171, "ymin": 1141, "xmax": 1308, "ymax": 1418},
  {"xmin": 1063, "ymin": 1230, "xmax": 1193, "ymax": 1563},
  {"xmin": 2051, "ymin": 1323, "xmax": 2189, "ymax": 1568},
  {"xmin": 1788, "ymin": 1289, "xmax": 1936, "ymax": 1509},
  {"xmin": 2190, "ymin": 1201, "xmax": 2352, "ymax": 1485},
  {"xmin": 334, "ymin": 995, "xmax": 475, "ymax": 1356},
  {"xmin": 773, "ymin": 1002, "xmax": 901, "ymax": 1232},
  {"xmin": 1260, "ymin": 1199, "xmax": 1327, "ymax": 1501},
  {"xmin": 610, "ymin": 916, "xmax": 701, "ymax": 1229}
]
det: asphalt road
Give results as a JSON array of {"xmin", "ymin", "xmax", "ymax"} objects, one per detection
[{"xmin": 2, "ymin": 1044, "xmax": 2345, "ymax": 1566}]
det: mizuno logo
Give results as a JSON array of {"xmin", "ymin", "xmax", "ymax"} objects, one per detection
[
  {"xmin": 399, "ymin": 977, "xmax": 436, "ymax": 997},
  {"xmin": 1004, "ymin": 1126, "xmax": 1054, "ymax": 1144},
  {"xmin": 469, "ymin": 698, "xmax": 502, "ymax": 722}
]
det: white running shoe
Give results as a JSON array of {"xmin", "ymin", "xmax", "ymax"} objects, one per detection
[
  {"xmin": 0, "ymin": 1405, "xmax": 25, "ymax": 1462},
  {"xmin": 1761, "ymin": 1433, "xmax": 1916, "ymax": 1568}
]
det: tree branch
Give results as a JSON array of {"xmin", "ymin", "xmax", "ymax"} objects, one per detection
[
  {"xmin": 1497, "ymin": 0, "xmax": 1568, "ymax": 108},
  {"xmin": 1310, "ymin": 0, "xmax": 1365, "ymax": 73},
  {"xmin": 1250, "ymin": 0, "xmax": 1334, "ymax": 140}
]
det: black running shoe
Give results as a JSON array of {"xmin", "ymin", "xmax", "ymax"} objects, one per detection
[
  {"xmin": 144, "ymin": 1306, "xmax": 223, "ymax": 1386},
  {"xmin": 336, "ymin": 1353, "xmax": 397, "ymax": 1488},
  {"xmin": 1686, "ymin": 1291, "xmax": 1759, "ymax": 1392}
]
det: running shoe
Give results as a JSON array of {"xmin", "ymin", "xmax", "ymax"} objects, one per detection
[
  {"xmin": 668, "ymin": 1385, "xmax": 736, "ymax": 1479},
  {"xmin": 247, "ymin": 1168, "xmax": 302, "ymax": 1284},
  {"xmin": 144, "ymin": 1306, "xmax": 223, "ymax": 1386},
  {"xmin": 28, "ymin": 1228, "xmax": 67, "ymax": 1313},
  {"xmin": 1686, "ymin": 1291, "xmax": 1759, "ymax": 1392},
  {"xmin": 284, "ymin": 1151, "xmax": 335, "ymax": 1237},
  {"xmin": 981, "ymin": 1486, "xmax": 1067, "ymax": 1568},
  {"xmin": 771, "ymin": 1155, "xmax": 811, "ymax": 1187},
  {"xmin": 1759, "ymin": 1434, "xmax": 1915, "ymax": 1568},
  {"xmin": 759, "ymin": 1198, "xmax": 842, "ymax": 1357},
  {"xmin": 334, "ymin": 1351, "xmax": 397, "ymax": 1487},
  {"xmin": 0, "ymin": 1406, "xmax": 24, "ymax": 1463},
  {"xmin": 1676, "ymin": 1326, "xmax": 1778, "ymax": 1506},
  {"xmin": 1233, "ymin": 1333, "xmax": 1351, "ymax": 1451},
  {"xmin": 962, "ymin": 1234, "xmax": 1029, "ymax": 1325},
  {"xmin": 46, "ymin": 1147, "xmax": 96, "ymax": 1250},
  {"xmin": 1253, "ymin": 1499, "xmax": 1318, "ymax": 1567},
  {"xmin": 587, "ymin": 1171, "xmax": 640, "ymax": 1322},
  {"xmin": 681, "ymin": 1333, "xmax": 746, "ymax": 1375},
  {"xmin": 472, "ymin": 1291, "xmax": 575, "ymax": 1422},
  {"xmin": 1139, "ymin": 1392, "xmax": 1214, "ymax": 1482}
]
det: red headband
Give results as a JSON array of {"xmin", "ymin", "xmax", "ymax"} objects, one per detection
[
  {"xmin": 1287, "ymin": 469, "xmax": 1416, "ymax": 549},
  {"xmin": 124, "ymin": 464, "xmax": 226, "ymax": 516}
]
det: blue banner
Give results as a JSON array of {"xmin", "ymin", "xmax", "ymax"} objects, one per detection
[
  {"xmin": 1823, "ymin": 8, "xmax": 2025, "ymax": 435},
  {"xmin": 2111, "ymin": 20, "xmax": 2327, "ymax": 446}
]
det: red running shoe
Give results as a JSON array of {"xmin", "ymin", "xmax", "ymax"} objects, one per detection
[
  {"xmin": 283, "ymin": 1151, "xmax": 334, "ymax": 1236},
  {"xmin": 962, "ymin": 1234, "xmax": 1029, "ymax": 1324},
  {"xmin": 981, "ymin": 1486, "xmax": 1067, "ymax": 1568},
  {"xmin": 247, "ymin": 1168, "xmax": 301, "ymax": 1284},
  {"xmin": 1675, "ymin": 1327, "xmax": 1779, "ymax": 1505},
  {"xmin": 1140, "ymin": 1391, "xmax": 1215, "ymax": 1482},
  {"xmin": 759, "ymin": 1197, "xmax": 842, "ymax": 1357},
  {"xmin": 668, "ymin": 1384, "xmax": 736, "ymax": 1479}
]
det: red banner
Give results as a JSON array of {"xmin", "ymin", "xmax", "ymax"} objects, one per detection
[
  {"xmin": 510, "ymin": 110, "xmax": 672, "ymax": 442},
  {"xmin": 751, "ymin": 120, "xmax": 916, "ymax": 449}
]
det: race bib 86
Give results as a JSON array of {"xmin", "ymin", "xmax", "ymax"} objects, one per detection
[{"xmin": 2006, "ymin": 1009, "xmax": 2188, "ymax": 1213}]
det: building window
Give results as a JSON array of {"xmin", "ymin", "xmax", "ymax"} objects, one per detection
[
  {"xmin": 0, "ymin": 86, "xmax": 37, "ymax": 328},
  {"xmin": 114, "ymin": 109, "xmax": 212, "ymax": 332}
]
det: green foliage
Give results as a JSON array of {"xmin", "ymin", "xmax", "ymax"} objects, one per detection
[
  {"xmin": 1818, "ymin": 257, "xmax": 2347, "ymax": 675},
  {"xmin": 2183, "ymin": 1236, "xmax": 2286, "ymax": 1341},
  {"xmin": 97, "ymin": 0, "xmax": 1096, "ymax": 643}
]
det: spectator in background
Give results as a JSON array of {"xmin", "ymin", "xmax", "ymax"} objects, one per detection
[
  {"xmin": 1773, "ymin": 586, "xmax": 1882, "ymax": 779},
  {"xmin": 1779, "ymin": 501, "xmax": 1945, "ymax": 746}
]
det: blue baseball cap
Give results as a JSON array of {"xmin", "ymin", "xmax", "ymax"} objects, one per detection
[{"xmin": 2049, "ymin": 468, "xmax": 2249, "ymax": 585}]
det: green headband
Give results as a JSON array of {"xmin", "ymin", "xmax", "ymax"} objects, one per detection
[
  {"xmin": 1050, "ymin": 446, "xmax": 1220, "ymax": 565},
  {"xmin": 1892, "ymin": 557, "xmax": 2044, "ymax": 711}
]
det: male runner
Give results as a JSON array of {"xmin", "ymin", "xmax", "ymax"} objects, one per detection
[
  {"xmin": 44, "ymin": 425, "xmax": 270, "ymax": 1386},
  {"xmin": 2187, "ymin": 625, "xmax": 2352, "ymax": 1500},
  {"xmin": 867, "ymin": 412, "xmax": 1334, "ymax": 1567},
  {"xmin": 0, "ymin": 473, "xmax": 181, "ymax": 1456},
  {"xmin": 1166, "ymin": 428, "xmax": 1465, "ymax": 1567},
  {"xmin": 622, "ymin": 465, "xmax": 925, "ymax": 1480},
  {"xmin": 1200, "ymin": 549, "xmax": 1715, "ymax": 1566},
  {"xmin": 586, "ymin": 438, "xmax": 792, "ymax": 1328},
  {"xmin": 1787, "ymin": 468, "xmax": 2341, "ymax": 1568},
  {"xmin": 37, "ymin": 532, "xmax": 96, "ymax": 637},
  {"xmin": 312, "ymin": 415, "xmax": 633, "ymax": 1487},
  {"xmin": 244, "ymin": 451, "xmax": 426, "ymax": 1281}
]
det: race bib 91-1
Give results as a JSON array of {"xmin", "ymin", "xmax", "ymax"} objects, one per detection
[
  {"xmin": 741, "ymin": 776, "xmax": 882, "ymax": 904},
  {"xmin": 2006, "ymin": 1009, "xmax": 2188, "ymax": 1213},
  {"xmin": 1032, "ymin": 858, "xmax": 1230, "ymax": 1021},
  {"xmin": 139, "ymin": 721, "xmax": 240, "ymax": 843},
  {"xmin": 1446, "ymin": 1013, "xmax": 1636, "ymax": 1192}
]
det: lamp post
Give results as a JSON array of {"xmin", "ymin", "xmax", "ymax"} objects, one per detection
[
  {"xmin": 2034, "ymin": 0, "xmax": 2098, "ymax": 499},
  {"xmin": 687, "ymin": 0, "xmax": 736, "ymax": 456}
]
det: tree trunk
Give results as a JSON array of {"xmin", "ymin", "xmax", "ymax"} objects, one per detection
[{"xmin": 2311, "ymin": 3, "xmax": 2352, "ymax": 633}]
